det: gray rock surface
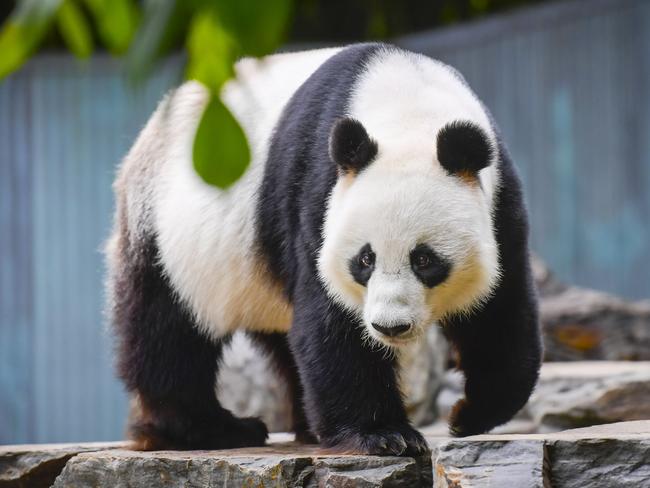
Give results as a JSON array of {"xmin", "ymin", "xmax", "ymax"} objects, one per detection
[
  {"xmin": 435, "ymin": 361, "xmax": 650, "ymax": 433},
  {"xmin": 431, "ymin": 439, "xmax": 546, "ymax": 488},
  {"xmin": 532, "ymin": 255, "xmax": 650, "ymax": 361},
  {"xmin": 52, "ymin": 443, "xmax": 432, "ymax": 488},
  {"xmin": 219, "ymin": 333, "xmax": 293, "ymax": 432},
  {"xmin": 427, "ymin": 421, "xmax": 650, "ymax": 488},
  {"xmin": 527, "ymin": 361, "xmax": 650, "ymax": 431},
  {"xmin": 3, "ymin": 423, "xmax": 649, "ymax": 487},
  {"xmin": 0, "ymin": 442, "xmax": 121, "ymax": 487}
]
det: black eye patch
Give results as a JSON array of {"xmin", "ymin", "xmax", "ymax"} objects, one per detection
[
  {"xmin": 410, "ymin": 244, "xmax": 451, "ymax": 288},
  {"xmin": 349, "ymin": 243, "xmax": 375, "ymax": 286}
]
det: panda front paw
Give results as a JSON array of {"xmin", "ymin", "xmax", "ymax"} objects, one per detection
[
  {"xmin": 449, "ymin": 398, "xmax": 490, "ymax": 437},
  {"xmin": 129, "ymin": 412, "xmax": 269, "ymax": 450},
  {"xmin": 323, "ymin": 425, "xmax": 429, "ymax": 456}
]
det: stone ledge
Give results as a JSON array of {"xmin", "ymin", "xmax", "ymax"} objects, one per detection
[
  {"xmin": 428, "ymin": 421, "xmax": 650, "ymax": 487},
  {"xmin": 2, "ymin": 423, "xmax": 649, "ymax": 487},
  {"xmin": 51, "ymin": 439, "xmax": 433, "ymax": 488},
  {"xmin": 0, "ymin": 442, "xmax": 123, "ymax": 487}
]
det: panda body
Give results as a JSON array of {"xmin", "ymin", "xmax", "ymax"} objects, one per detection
[{"xmin": 107, "ymin": 43, "xmax": 541, "ymax": 453}]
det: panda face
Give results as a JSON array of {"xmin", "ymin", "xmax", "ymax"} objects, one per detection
[{"xmin": 318, "ymin": 125, "xmax": 500, "ymax": 348}]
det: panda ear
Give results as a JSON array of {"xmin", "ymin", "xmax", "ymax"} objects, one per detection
[
  {"xmin": 329, "ymin": 118, "xmax": 378, "ymax": 174},
  {"xmin": 437, "ymin": 121, "xmax": 494, "ymax": 176}
]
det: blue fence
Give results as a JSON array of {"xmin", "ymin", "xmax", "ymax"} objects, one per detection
[{"xmin": 1, "ymin": 0, "xmax": 649, "ymax": 444}]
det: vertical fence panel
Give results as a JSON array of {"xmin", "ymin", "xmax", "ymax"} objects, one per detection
[
  {"xmin": 1, "ymin": 56, "xmax": 182, "ymax": 443},
  {"xmin": 0, "ymin": 75, "xmax": 34, "ymax": 443}
]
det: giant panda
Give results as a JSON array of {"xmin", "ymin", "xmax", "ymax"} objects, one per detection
[{"xmin": 106, "ymin": 42, "xmax": 542, "ymax": 455}]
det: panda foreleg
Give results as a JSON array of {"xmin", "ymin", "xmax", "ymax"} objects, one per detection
[
  {"xmin": 111, "ymin": 236, "xmax": 268, "ymax": 450},
  {"xmin": 247, "ymin": 331, "xmax": 317, "ymax": 444},
  {"xmin": 443, "ymin": 285, "xmax": 542, "ymax": 436},
  {"xmin": 288, "ymin": 272, "xmax": 429, "ymax": 456}
]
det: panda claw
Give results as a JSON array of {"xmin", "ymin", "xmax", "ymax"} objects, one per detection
[{"xmin": 324, "ymin": 426, "xmax": 429, "ymax": 457}]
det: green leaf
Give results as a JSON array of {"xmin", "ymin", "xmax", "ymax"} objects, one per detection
[
  {"xmin": 193, "ymin": 94, "xmax": 250, "ymax": 189},
  {"xmin": 57, "ymin": 0, "xmax": 93, "ymax": 58},
  {"xmin": 82, "ymin": 0, "xmax": 138, "ymax": 54},
  {"xmin": 213, "ymin": 0, "xmax": 292, "ymax": 57},
  {"xmin": 0, "ymin": 0, "xmax": 62, "ymax": 78},
  {"xmin": 185, "ymin": 8, "xmax": 236, "ymax": 92}
]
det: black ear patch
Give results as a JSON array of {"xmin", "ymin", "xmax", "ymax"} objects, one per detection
[
  {"xmin": 437, "ymin": 121, "xmax": 494, "ymax": 176},
  {"xmin": 329, "ymin": 118, "xmax": 378, "ymax": 174}
]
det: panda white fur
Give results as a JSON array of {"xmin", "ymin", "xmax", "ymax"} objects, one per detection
[{"xmin": 106, "ymin": 43, "xmax": 541, "ymax": 454}]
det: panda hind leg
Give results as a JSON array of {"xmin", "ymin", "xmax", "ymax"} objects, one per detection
[
  {"xmin": 111, "ymin": 237, "xmax": 268, "ymax": 450},
  {"xmin": 247, "ymin": 332, "xmax": 318, "ymax": 444}
]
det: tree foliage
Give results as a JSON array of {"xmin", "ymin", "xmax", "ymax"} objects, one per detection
[
  {"xmin": 0, "ymin": 0, "xmax": 292, "ymax": 189},
  {"xmin": 0, "ymin": 0, "xmax": 546, "ymax": 187}
]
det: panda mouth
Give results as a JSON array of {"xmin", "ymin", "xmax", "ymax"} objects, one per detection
[{"xmin": 369, "ymin": 327, "xmax": 421, "ymax": 347}]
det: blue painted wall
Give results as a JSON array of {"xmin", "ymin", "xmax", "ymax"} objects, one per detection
[
  {"xmin": 0, "ymin": 0, "xmax": 648, "ymax": 444},
  {"xmin": 0, "ymin": 57, "xmax": 182, "ymax": 443}
]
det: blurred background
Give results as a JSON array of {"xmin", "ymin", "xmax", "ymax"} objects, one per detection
[{"xmin": 1, "ymin": 0, "xmax": 649, "ymax": 445}]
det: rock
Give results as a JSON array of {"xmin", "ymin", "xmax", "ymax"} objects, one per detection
[
  {"xmin": 431, "ymin": 439, "xmax": 546, "ymax": 488},
  {"xmin": 530, "ymin": 254, "xmax": 567, "ymax": 297},
  {"xmin": 530, "ymin": 255, "xmax": 650, "ymax": 361},
  {"xmin": 526, "ymin": 361, "xmax": 650, "ymax": 431},
  {"xmin": 427, "ymin": 421, "xmax": 650, "ymax": 488},
  {"xmin": 219, "ymin": 328, "xmax": 447, "ymax": 432},
  {"xmin": 433, "ymin": 362, "xmax": 650, "ymax": 434},
  {"xmin": 0, "ymin": 442, "xmax": 123, "ymax": 487},
  {"xmin": 4, "ymin": 422, "xmax": 650, "ymax": 487},
  {"xmin": 219, "ymin": 333, "xmax": 293, "ymax": 432},
  {"xmin": 52, "ymin": 440, "xmax": 433, "ymax": 488},
  {"xmin": 540, "ymin": 286, "xmax": 650, "ymax": 361}
]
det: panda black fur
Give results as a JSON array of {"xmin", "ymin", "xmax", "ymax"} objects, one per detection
[{"xmin": 106, "ymin": 43, "xmax": 542, "ymax": 454}]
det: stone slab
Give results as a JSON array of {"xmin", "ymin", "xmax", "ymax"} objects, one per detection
[
  {"xmin": 52, "ymin": 443, "xmax": 433, "ymax": 488},
  {"xmin": 2, "ymin": 422, "xmax": 649, "ymax": 487},
  {"xmin": 0, "ymin": 442, "xmax": 123, "ymax": 487}
]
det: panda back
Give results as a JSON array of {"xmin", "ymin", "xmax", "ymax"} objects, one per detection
[{"xmin": 112, "ymin": 48, "xmax": 345, "ymax": 338}]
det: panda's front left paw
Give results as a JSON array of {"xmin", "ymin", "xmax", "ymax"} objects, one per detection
[
  {"xmin": 449, "ymin": 398, "xmax": 492, "ymax": 437},
  {"xmin": 323, "ymin": 425, "xmax": 429, "ymax": 456}
]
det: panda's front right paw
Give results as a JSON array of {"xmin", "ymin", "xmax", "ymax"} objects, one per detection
[{"xmin": 323, "ymin": 425, "xmax": 430, "ymax": 456}]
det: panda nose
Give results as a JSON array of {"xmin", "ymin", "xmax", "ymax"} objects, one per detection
[{"xmin": 372, "ymin": 322, "xmax": 412, "ymax": 337}]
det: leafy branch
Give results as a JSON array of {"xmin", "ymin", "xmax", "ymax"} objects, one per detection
[{"xmin": 0, "ymin": 0, "xmax": 293, "ymax": 188}]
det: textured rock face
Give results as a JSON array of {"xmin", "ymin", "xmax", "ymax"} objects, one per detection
[
  {"xmin": 532, "ymin": 255, "xmax": 650, "ymax": 361},
  {"xmin": 52, "ymin": 444, "xmax": 433, "ymax": 488},
  {"xmin": 436, "ymin": 362, "xmax": 650, "ymax": 433},
  {"xmin": 0, "ymin": 442, "xmax": 121, "ymax": 487},
  {"xmin": 220, "ymin": 328, "xmax": 447, "ymax": 432},
  {"xmin": 527, "ymin": 361, "xmax": 650, "ymax": 431},
  {"xmin": 541, "ymin": 287, "xmax": 650, "ymax": 361},
  {"xmin": 4, "ymin": 423, "xmax": 649, "ymax": 487},
  {"xmin": 428, "ymin": 421, "xmax": 650, "ymax": 488},
  {"xmin": 431, "ymin": 439, "xmax": 546, "ymax": 488}
]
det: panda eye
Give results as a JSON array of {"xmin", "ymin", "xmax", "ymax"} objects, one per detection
[
  {"xmin": 349, "ymin": 244, "xmax": 375, "ymax": 286},
  {"xmin": 359, "ymin": 252, "xmax": 375, "ymax": 268},
  {"xmin": 414, "ymin": 254, "xmax": 431, "ymax": 269},
  {"xmin": 410, "ymin": 244, "xmax": 451, "ymax": 288}
]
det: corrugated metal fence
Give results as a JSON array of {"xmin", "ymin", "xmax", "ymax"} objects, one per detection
[
  {"xmin": 0, "ymin": 57, "xmax": 182, "ymax": 443},
  {"xmin": 1, "ymin": 0, "xmax": 649, "ymax": 444}
]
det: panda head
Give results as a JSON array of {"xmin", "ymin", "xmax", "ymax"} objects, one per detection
[{"xmin": 318, "ymin": 116, "xmax": 501, "ymax": 348}]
